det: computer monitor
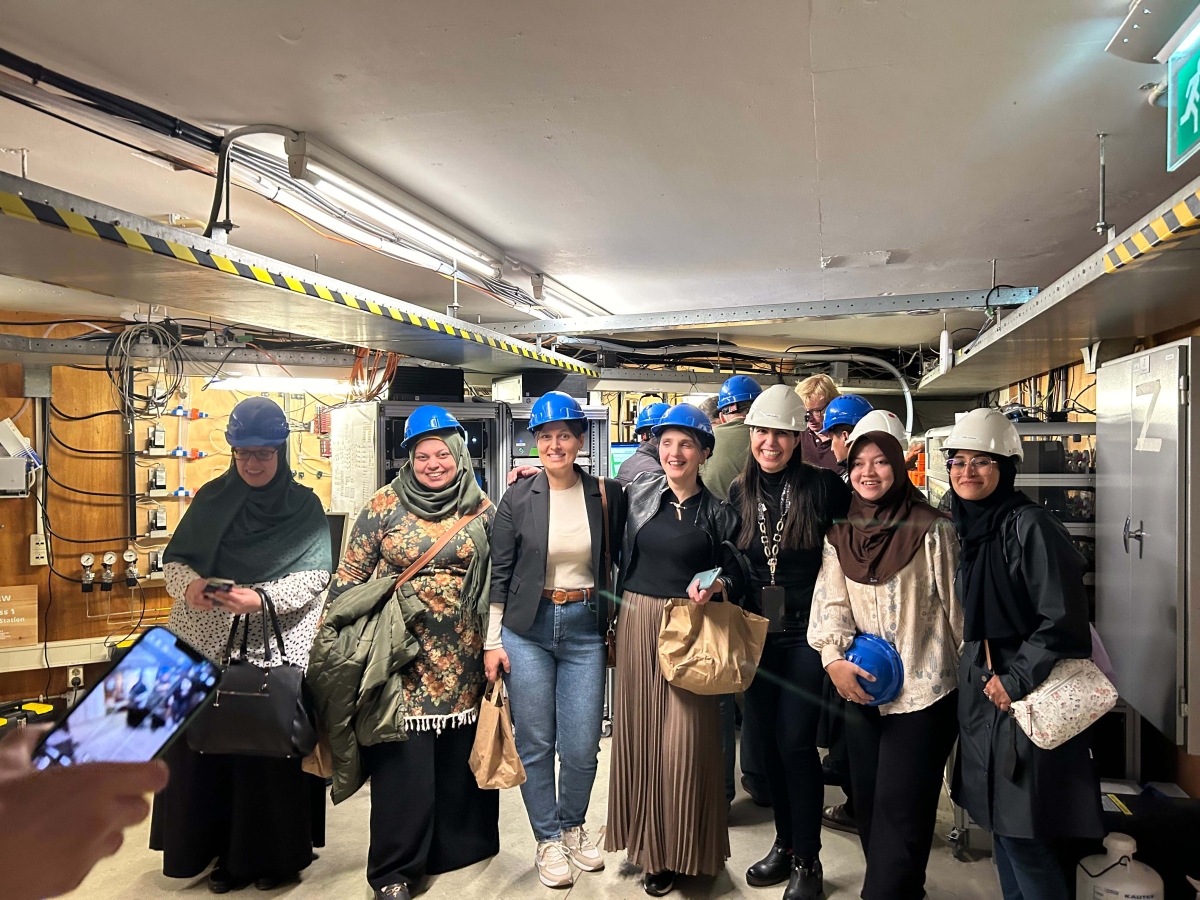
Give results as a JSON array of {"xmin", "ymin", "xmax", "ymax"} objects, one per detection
[
  {"xmin": 326, "ymin": 512, "xmax": 350, "ymax": 566},
  {"xmin": 610, "ymin": 442, "xmax": 639, "ymax": 478}
]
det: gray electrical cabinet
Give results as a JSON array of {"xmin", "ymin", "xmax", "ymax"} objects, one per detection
[{"xmin": 1096, "ymin": 338, "xmax": 1198, "ymax": 752}]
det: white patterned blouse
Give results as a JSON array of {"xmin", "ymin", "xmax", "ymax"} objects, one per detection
[{"xmin": 807, "ymin": 516, "xmax": 964, "ymax": 715}]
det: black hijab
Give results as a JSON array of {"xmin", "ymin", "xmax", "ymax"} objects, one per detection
[
  {"xmin": 164, "ymin": 443, "xmax": 332, "ymax": 584},
  {"xmin": 950, "ymin": 455, "xmax": 1037, "ymax": 641}
]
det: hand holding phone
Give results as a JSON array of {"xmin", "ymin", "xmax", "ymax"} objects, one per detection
[
  {"xmin": 204, "ymin": 578, "xmax": 235, "ymax": 595},
  {"xmin": 688, "ymin": 567, "xmax": 723, "ymax": 605}
]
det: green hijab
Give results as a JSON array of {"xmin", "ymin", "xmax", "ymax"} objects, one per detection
[
  {"xmin": 392, "ymin": 431, "xmax": 491, "ymax": 624},
  {"xmin": 164, "ymin": 443, "xmax": 332, "ymax": 584}
]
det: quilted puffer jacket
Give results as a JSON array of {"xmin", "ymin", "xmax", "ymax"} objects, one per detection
[{"xmin": 306, "ymin": 576, "xmax": 424, "ymax": 804}]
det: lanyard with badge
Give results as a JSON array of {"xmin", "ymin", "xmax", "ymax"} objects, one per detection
[{"xmin": 758, "ymin": 483, "xmax": 790, "ymax": 633}]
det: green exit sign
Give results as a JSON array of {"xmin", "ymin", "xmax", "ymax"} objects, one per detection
[{"xmin": 1169, "ymin": 40, "xmax": 1200, "ymax": 171}]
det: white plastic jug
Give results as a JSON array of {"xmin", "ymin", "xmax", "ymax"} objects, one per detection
[{"xmin": 1076, "ymin": 833, "xmax": 1163, "ymax": 900}]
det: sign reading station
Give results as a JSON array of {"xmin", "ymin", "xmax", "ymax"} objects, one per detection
[{"xmin": 0, "ymin": 585, "xmax": 38, "ymax": 648}]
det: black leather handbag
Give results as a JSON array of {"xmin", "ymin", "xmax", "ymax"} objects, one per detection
[{"xmin": 187, "ymin": 589, "xmax": 317, "ymax": 758}]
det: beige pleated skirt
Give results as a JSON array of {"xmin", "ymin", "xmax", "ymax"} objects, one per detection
[{"xmin": 604, "ymin": 591, "xmax": 729, "ymax": 877}]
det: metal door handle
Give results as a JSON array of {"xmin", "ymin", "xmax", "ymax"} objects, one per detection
[{"xmin": 1123, "ymin": 517, "xmax": 1145, "ymax": 558}]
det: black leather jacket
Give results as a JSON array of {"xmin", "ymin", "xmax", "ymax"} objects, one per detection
[{"xmin": 617, "ymin": 475, "xmax": 748, "ymax": 602}]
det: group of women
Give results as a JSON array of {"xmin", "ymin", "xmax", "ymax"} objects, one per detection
[{"xmin": 151, "ymin": 389, "xmax": 1102, "ymax": 900}]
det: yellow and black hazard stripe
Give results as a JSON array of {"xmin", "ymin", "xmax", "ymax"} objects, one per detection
[
  {"xmin": 1104, "ymin": 189, "xmax": 1200, "ymax": 274},
  {"xmin": 0, "ymin": 189, "xmax": 597, "ymax": 376}
]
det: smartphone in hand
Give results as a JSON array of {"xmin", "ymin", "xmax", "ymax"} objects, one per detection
[
  {"xmin": 690, "ymin": 567, "xmax": 723, "ymax": 593},
  {"xmin": 31, "ymin": 627, "xmax": 220, "ymax": 768},
  {"xmin": 204, "ymin": 578, "xmax": 235, "ymax": 594}
]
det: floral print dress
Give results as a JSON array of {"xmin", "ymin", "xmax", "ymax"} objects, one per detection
[{"xmin": 329, "ymin": 483, "xmax": 495, "ymax": 732}]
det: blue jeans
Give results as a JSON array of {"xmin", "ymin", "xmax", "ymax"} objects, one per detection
[
  {"xmin": 502, "ymin": 598, "xmax": 606, "ymax": 842},
  {"xmin": 993, "ymin": 835, "xmax": 1068, "ymax": 900}
]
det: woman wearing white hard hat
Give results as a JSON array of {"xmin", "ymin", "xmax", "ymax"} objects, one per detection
[
  {"xmin": 945, "ymin": 408, "xmax": 1102, "ymax": 900},
  {"xmin": 728, "ymin": 385, "xmax": 851, "ymax": 900},
  {"xmin": 808, "ymin": 425, "xmax": 962, "ymax": 900}
]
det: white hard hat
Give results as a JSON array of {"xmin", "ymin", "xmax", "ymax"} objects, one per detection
[
  {"xmin": 847, "ymin": 409, "xmax": 907, "ymax": 450},
  {"xmin": 943, "ymin": 407, "xmax": 1023, "ymax": 461},
  {"xmin": 743, "ymin": 384, "xmax": 806, "ymax": 432}
]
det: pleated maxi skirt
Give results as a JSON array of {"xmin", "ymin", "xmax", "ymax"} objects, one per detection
[{"xmin": 604, "ymin": 591, "xmax": 729, "ymax": 877}]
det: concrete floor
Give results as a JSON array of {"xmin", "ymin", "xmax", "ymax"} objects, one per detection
[{"xmin": 66, "ymin": 739, "xmax": 1003, "ymax": 899}]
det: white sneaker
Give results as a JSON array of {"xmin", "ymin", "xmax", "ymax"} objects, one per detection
[
  {"xmin": 562, "ymin": 825, "xmax": 605, "ymax": 872},
  {"xmin": 535, "ymin": 841, "xmax": 574, "ymax": 888}
]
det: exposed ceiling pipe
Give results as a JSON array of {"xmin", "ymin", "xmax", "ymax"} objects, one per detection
[{"xmin": 787, "ymin": 352, "xmax": 914, "ymax": 436}]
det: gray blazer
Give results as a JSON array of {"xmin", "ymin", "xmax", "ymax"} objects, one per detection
[{"xmin": 488, "ymin": 467, "xmax": 625, "ymax": 637}]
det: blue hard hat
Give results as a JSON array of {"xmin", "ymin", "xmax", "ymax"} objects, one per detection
[
  {"xmin": 717, "ymin": 375, "xmax": 763, "ymax": 411},
  {"xmin": 820, "ymin": 394, "xmax": 874, "ymax": 434},
  {"xmin": 652, "ymin": 403, "xmax": 716, "ymax": 450},
  {"xmin": 226, "ymin": 397, "xmax": 289, "ymax": 448},
  {"xmin": 528, "ymin": 391, "xmax": 586, "ymax": 431},
  {"xmin": 401, "ymin": 405, "xmax": 467, "ymax": 451},
  {"xmin": 634, "ymin": 402, "xmax": 671, "ymax": 435},
  {"xmin": 844, "ymin": 634, "xmax": 904, "ymax": 707}
]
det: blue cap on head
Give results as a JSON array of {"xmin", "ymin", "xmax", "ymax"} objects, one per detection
[
  {"xmin": 634, "ymin": 402, "xmax": 671, "ymax": 435},
  {"xmin": 652, "ymin": 403, "xmax": 716, "ymax": 450},
  {"xmin": 717, "ymin": 375, "xmax": 763, "ymax": 411},
  {"xmin": 844, "ymin": 634, "xmax": 904, "ymax": 707},
  {"xmin": 820, "ymin": 394, "xmax": 873, "ymax": 434},
  {"xmin": 401, "ymin": 405, "xmax": 467, "ymax": 451},
  {"xmin": 226, "ymin": 397, "xmax": 289, "ymax": 448},
  {"xmin": 529, "ymin": 391, "xmax": 586, "ymax": 431}
]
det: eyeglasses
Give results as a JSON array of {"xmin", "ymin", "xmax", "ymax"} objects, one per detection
[
  {"xmin": 804, "ymin": 406, "xmax": 828, "ymax": 422},
  {"xmin": 232, "ymin": 448, "xmax": 279, "ymax": 462},
  {"xmin": 946, "ymin": 457, "xmax": 995, "ymax": 473}
]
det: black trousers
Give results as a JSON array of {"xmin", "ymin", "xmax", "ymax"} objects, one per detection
[
  {"xmin": 360, "ymin": 721, "xmax": 500, "ymax": 890},
  {"xmin": 151, "ymin": 740, "xmax": 325, "ymax": 881},
  {"xmin": 845, "ymin": 692, "xmax": 959, "ymax": 900},
  {"xmin": 743, "ymin": 633, "xmax": 826, "ymax": 858}
]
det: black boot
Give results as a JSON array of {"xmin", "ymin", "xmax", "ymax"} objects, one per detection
[
  {"xmin": 783, "ymin": 857, "xmax": 823, "ymax": 900},
  {"xmin": 643, "ymin": 869, "xmax": 676, "ymax": 896},
  {"xmin": 746, "ymin": 839, "xmax": 793, "ymax": 887}
]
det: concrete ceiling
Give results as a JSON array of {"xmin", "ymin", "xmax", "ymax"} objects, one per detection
[{"xmin": 0, "ymin": 0, "xmax": 1198, "ymax": 346}]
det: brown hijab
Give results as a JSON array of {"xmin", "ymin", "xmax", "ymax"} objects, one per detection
[{"xmin": 827, "ymin": 431, "xmax": 946, "ymax": 585}]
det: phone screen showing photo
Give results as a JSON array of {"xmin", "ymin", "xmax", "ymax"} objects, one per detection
[{"xmin": 32, "ymin": 627, "xmax": 219, "ymax": 768}]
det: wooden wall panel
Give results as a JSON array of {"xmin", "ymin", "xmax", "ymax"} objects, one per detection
[{"xmin": 0, "ymin": 315, "xmax": 336, "ymax": 703}]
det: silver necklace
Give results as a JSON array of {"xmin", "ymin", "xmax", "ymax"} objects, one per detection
[{"xmin": 758, "ymin": 483, "xmax": 791, "ymax": 585}]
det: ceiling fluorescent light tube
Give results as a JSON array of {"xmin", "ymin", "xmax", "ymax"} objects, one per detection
[
  {"xmin": 307, "ymin": 165, "xmax": 500, "ymax": 275},
  {"xmin": 271, "ymin": 189, "xmax": 454, "ymax": 273},
  {"xmin": 207, "ymin": 374, "xmax": 351, "ymax": 393},
  {"xmin": 541, "ymin": 277, "xmax": 609, "ymax": 317}
]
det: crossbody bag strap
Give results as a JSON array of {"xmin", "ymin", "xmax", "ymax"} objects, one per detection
[
  {"xmin": 599, "ymin": 479, "xmax": 612, "ymax": 592},
  {"xmin": 392, "ymin": 498, "xmax": 493, "ymax": 594},
  {"xmin": 985, "ymin": 638, "xmax": 993, "ymax": 674}
]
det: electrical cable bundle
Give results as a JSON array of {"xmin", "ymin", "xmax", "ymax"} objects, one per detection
[
  {"xmin": 350, "ymin": 348, "xmax": 400, "ymax": 401},
  {"xmin": 104, "ymin": 322, "xmax": 186, "ymax": 418}
]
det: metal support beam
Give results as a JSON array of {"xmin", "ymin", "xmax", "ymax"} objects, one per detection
[
  {"xmin": 494, "ymin": 288, "xmax": 1038, "ymax": 336},
  {"xmin": 0, "ymin": 334, "xmax": 360, "ymax": 369}
]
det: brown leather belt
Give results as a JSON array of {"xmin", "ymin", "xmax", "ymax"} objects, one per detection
[{"xmin": 542, "ymin": 588, "xmax": 595, "ymax": 604}]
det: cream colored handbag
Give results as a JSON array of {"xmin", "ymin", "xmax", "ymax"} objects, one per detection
[{"xmin": 988, "ymin": 641, "xmax": 1117, "ymax": 750}]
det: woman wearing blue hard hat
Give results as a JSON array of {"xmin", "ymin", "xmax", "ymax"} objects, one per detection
[
  {"xmin": 727, "ymin": 385, "xmax": 851, "ymax": 900},
  {"xmin": 945, "ymin": 409, "xmax": 1101, "ymax": 900},
  {"xmin": 486, "ymin": 391, "xmax": 624, "ymax": 889},
  {"xmin": 315, "ymin": 405, "xmax": 497, "ymax": 900},
  {"xmin": 153, "ymin": 396, "xmax": 332, "ymax": 892},
  {"xmin": 808, "ymin": 428, "xmax": 962, "ymax": 900},
  {"xmin": 605, "ymin": 402, "xmax": 745, "ymax": 897},
  {"xmin": 615, "ymin": 400, "xmax": 670, "ymax": 485}
]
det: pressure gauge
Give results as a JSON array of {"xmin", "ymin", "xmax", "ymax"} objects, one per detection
[
  {"xmin": 81, "ymin": 554, "xmax": 96, "ymax": 593},
  {"xmin": 122, "ymin": 549, "xmax": 137, "ymax": 564},
  {"xmin": 80, "ymin": 553, "xmax": 94, "ymax": 568},
  {"xmin": 102, "ymin": 551, "xmax": 117, "ymax": 567}
]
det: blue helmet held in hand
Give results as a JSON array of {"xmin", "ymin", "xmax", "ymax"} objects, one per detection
[
  {"xmin": 401, "ymin": 405, "xmax": 467, "ymax": 451},
  {"xmin": 634, "ymin": 402, "xmax": 671, "ymax": 435},
  {"xmin": 820, "ymin": 394, "xmax": 873, "ymax": 434},
  {"xmin": 844, "ymin": 633, "xmax": 904, "ymax": 707},
  {"xmin": 652, "ymin": 403, "xmax": 716, "ymax": 450},
  {"xmin": 528, "ymin": 391, "xmax": 587, "ymax": 431},
  {"xmin": 717, "ymin": 375, "xmax": 763, "ymax": 412},
  {"xmin": 226, "ymin": 396, "xmax": 289, "ymax": 448}
]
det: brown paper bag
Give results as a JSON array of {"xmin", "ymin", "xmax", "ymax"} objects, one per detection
[
  {"xmin": 301, "ymin": 720, "xmax": 333, "ymax": 779},
  {"xmin": 658, "ymin": 598, "xmax": 769, "ymax": 695},
  {"xmin": 468, "ymin": 678, "xmax": 527, "ymax": 790}
]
